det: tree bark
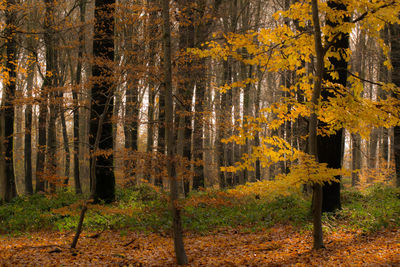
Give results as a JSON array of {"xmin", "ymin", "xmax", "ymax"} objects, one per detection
[
  {"xmin": 89, "ymin": 0, "xmax": 116, "ymax": 203},
  {"xmin": 24, "ymin": 50, "xmax": 34, "ymax": 195},
  {"xmin": 310, "ymin": 0, "xmax": 325, "ymax": 250},
  {"xmin": 146, "ymin": 0, "xmax": 158, "ymax": 183},
  {"xmin": 176, "ymin": 0, "xmax": 195, "ymax": 196},
  {"xmin": 71, "ymin": 0, "xmax": 86, "ymax": 194},
  {"xmin": 319, "ymin": 0, "xmax": 350, "ymax": 213},
  {"xmin": 0, "ymin": 0, "xmax": 18, "ymax": 202},
  {"xmin": 390, "ymin": 19, "xmax": 400, "ymax": 187},
  {"xmin": 162, "ymin": 0, "xmax": 188, "ymax": 264}
]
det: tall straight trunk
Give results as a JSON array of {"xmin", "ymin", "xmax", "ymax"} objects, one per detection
[
  {"xmin": 369, "ymin": 128, "xmax": 378, "ymax": 169},
  {"xmin": 254, "ymin": 69, "xmax": 262, "ymax": 181},
  {"xmin": 216, "ymin": 88, "xmax": 225, "ymax": 188},
  {"xmin": 60, "ymin": 104, "xmax": 70, "ymax": 185},
  {"xmin": 310, "ymin": 0, "xmax": 325, "ymax": 250},
  {"xmin": 36, "ymin": 0, "xmax": 57, "ymax": 193},
  {"xmin": 146, "ymin": 0, "xmax": 158, "ymax": 183},
  {"xmin": 162, "ymin": 0, "xmax": 188, "ymax": 264},
  {"xmin": 36, "ymin": 95, "xmax": 47, "ymax": 192},
  {"xmin": 124, "ymin": 35, "xmax": 139, "ymax": 180},
  {"xmin": 24, "ymin": 53, "xmax": 34, "ymax": 195},
  {"xmin": 43, "ymin": 0, "xmax": 58, "ymax": 192},
  {"xmin": 390, "ymin": 20, "xmax": 400, "ymax": 187},
  {"xmin": 0, "ymin": 0, "xmax": 18, "ymax": 201},
  {"xmin": 124, "ymin": 82, "xmax": 139, "ymax": 174},
  {"xmin": 156, "ymin": 86, "xmax": 165, "ymax": 187},
  {"xmin": 192, "ymin": 1, "xmax": 210, "ymax": 190},
  {"xmin": 89, "ymin": 0, "xmax": 116, "ymax": 203},
  {"xmin": 122, "ymin": 5, "xmax": 141, "ymax": 179},
  {"xmin": 217, "ymin": 59, "xmax": 233, "ymax": 188},
  {"xmin": 351, "ymin": 133, "xmax": 361, "ymax": 186},
  {"xmin": 192, "ymin": 59, "xmax": 206, "ymax": 190},
  {"xmin": 319, "ymin": 0, "xmax": 350, "ymax": 213},
  {"xmin": 176, "ymin": 0, "xmax": 195, "ymax": 196},
  {"xmin": 380, "ymin": 128, "xmax": 389, "ymax": 167},
  {"xmin": 193, "ymin": 0, "xmax": 223, "ymax": 189},
  {"xmin": 72, "ymin": 0, "xmax": 86, "ymax": 194},
  {"xmin": 156, "ymin": 0, "xmax": 166, "ymax": 188},
  {"xmin": 47, "ymin": 93, "xmax": 58, "ymax": 192}
]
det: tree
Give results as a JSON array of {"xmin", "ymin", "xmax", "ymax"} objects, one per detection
[
  {"xmin": 0, "ymin": 0, "xmax": 18, "ymax": 202},
  {"xmin": 391, "ymin": 18, "xmax": 400, "ymax": 187},
  {"xmin": 89, "ymin": 0, "xmax": 116, "ymax": 203},
  {"xmin": 320, "ymin": 0, "xmax": 350, "ymax": 213},
  {"xmin": 162, "ymin": 0, "xmax": 188, "ymax": 264},
  {"xmin": 71, "ymin": 0, "xmax": 86, "ymax": 195},
  {"xmin": 309, "ymin": 0, "xmax": 325, "ymax": 249}
]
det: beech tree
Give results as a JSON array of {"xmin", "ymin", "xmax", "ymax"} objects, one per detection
[
  {"xmin": 0, "ymin": 0, "xmax": 18, "ymax": 202},
  {"xmin": 391, "ymin": 19, "xmax": 400, "ymax": 187},
  {"xmin": 162, "ymin": 0, "xmax": 188, "ymax": 264},
  {"xmin": 89, "ymin": 0, "xmax": 116, "ymax": 203}
]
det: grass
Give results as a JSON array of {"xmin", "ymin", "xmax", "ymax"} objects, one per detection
[{"xmin": 0, "ymin": 183, "xmax": 399, "ymax": 235}]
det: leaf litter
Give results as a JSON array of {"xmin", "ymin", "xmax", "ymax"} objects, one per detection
[{"xmin": 0, "ymin": 225, "xmax": 399, "ymax": 266}]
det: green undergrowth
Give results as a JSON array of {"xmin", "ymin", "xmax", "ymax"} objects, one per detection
[
  {"xmin": 0, "ymin": 183, "xmax": 399, "ymax": 235},
  {"xmin": 323, "ymin": 184, "xmax": 400, "ymax": 233}
]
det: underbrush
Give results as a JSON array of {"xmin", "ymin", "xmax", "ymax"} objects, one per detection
[
  {"xmin": 328, "ymin": 184, "xmax": 400, "ymax": 233},
  {"xmin": 0, "ymin": 183, "xmax": 399, "ymax": 235}
]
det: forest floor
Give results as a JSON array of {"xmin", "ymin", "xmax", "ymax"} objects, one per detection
[{"xmin": 1, "ymin": 225, "xmax": 399, "ymax": 266}]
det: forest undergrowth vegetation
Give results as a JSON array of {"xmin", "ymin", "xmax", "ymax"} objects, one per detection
[{"xmin": 1, "ymin": 182, "xmax": 399, "ymax": 237}]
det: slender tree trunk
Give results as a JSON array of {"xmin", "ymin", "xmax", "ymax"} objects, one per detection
[
  {"xmin": 47, "ymin": 93, "xmax": 58, "ymax": 192},
  {"xmin": 0, "ymin": 0, "xmax": 18, "ymax": 201},
  {"xmin": 192, "ymin": 59, "xmax": 206, "ymax": 189},
  {"xmin": 43, "ymin": 0, "xmax": 58, "ymax": 193},
  {"xmin": 176, "ymin": 0, "xmax": 195, "ymax": 196},
  {"xmin": 24, "ymin": 52, "xmax": 34, "ymax": 195},
  {"xmin": 72, "ymin": 0, "xmax": 86, "ymax": 194},
  {"xmin": 310, "ymin": 0, "xmax": 325, "ymax": 250},
  {"xmin": 146, "ymin": 0, "xmax": 158, "ymax": 183},
  {"xmin": 60, "ymin": 104, "xmax": 71, "ymax": 185},
  {"xmin": 124, "ymin": 43, "xmax": 140, "ymax": 180},
  {"xmin": 162, "ymin": 0, "xmax": 188, "ymax": 264},
  {"xmin": 89, "ymin": 0, "xmax": 116, "ymax": 203},
  {"xmin": 351, "ymin": 133, "xmax": 361, "ymax": 186},
  {"xmin": 36, "ymin": 0, "xmax": 58, "ymax": 193},
  {"xmin": 390, "ymin": 19, "xmax": 400, "ymax": 187}
]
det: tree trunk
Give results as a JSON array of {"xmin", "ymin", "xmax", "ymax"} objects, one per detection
[
  {"xmin": 89, "ymin": 0, "xmax": 116, "ymax": 203},
  {"xmin": 0, "ymin": 0, "xmax": 18, "ymax": 202},
  {"xmin": 162, "ymin": 0, "xmax": 188, "ymax": 264},
  {"xmin": 319, "ymin": 0, "xmax": 350, "ymax": 213},
  {"xmin": 176, "ymin": 0, "xmax": 195, "ymax": 196},
  {"xmin": 310, "ymin": 0, "xmax": 325, "ymax": 250},
  {"xmin": 24, "ymin": 51, "xmax": 34, "ymax": 195},
  {"xmin": 146, "ymin": 0, "xmax": 158, "ymax": 184},
  {"xmin": 390, "ymin": 19, "xmax": 400, "ymax": 187},
  {"xmin": 72, "ymin": 0, "xmax": 86, "ymax": 194},
  {"xmin": 351, "ymin": 133, "xmax": 361, "ymax": 186},
  {"xmin": 60, "ymin": 104, "xmax": 71, "ymax": 185}
]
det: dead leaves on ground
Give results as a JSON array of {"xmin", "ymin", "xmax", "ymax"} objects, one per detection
[{"xmin": 0, "ymin": 226, "xmax": 399, "ymax": 266}]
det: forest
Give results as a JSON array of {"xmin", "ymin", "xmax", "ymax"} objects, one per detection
[{"xmin": 0, "ymin": 0, "xmax": 400, "ymax": 265}]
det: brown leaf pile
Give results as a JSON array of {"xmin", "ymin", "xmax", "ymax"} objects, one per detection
[{"xmin": 1, "ymin": 226, "xmax": 399, "ymax": 266}]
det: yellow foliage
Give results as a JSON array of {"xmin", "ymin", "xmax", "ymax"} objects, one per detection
[{"xmin": 229, "ymin": 153, "xmax": 348, "ymax": 199}]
